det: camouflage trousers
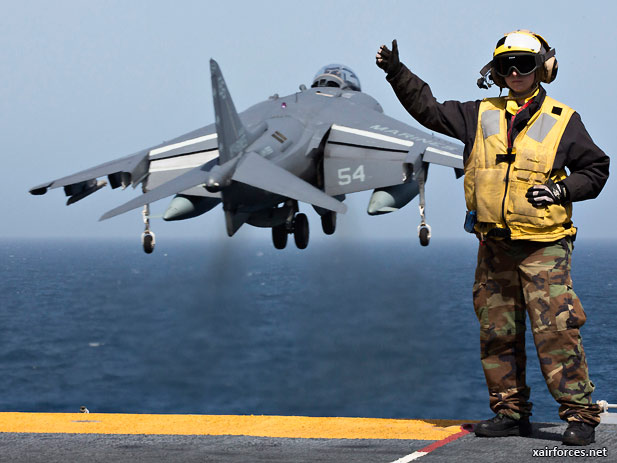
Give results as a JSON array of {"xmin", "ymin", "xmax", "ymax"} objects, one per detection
[{"xmin": 473, "ymin": 237, "xmax": 601, "ymax": 426}]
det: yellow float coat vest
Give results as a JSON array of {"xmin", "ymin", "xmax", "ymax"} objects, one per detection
[{"xmin": 464, "ymin": 96, "xmax": 577, "ymax": 241}]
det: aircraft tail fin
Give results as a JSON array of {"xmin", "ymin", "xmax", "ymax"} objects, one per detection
[{"xmin": 210, "ymin": 59, "xmax": 255, "ymax": 164}]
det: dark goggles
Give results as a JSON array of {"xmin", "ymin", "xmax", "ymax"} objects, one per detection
[{"xmin": 493, "ymin": 53, "xmax": 541, "ymax": 77}]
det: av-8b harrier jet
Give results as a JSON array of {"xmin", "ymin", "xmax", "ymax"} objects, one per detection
[{"xmin": 30, "ymin": 61, "xmax": 463, "ymax": 253}]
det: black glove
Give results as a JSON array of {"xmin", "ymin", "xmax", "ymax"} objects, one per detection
[
  {"xmin": 525, "ymin": 179, "xmax": 569, "ymax": 207},
  {"xmin": 376, "ymin": 39, "xmax": 401, "ymax": 77}
]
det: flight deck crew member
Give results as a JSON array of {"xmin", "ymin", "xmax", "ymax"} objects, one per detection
[{"xmin": 376, "ymin": 30, "xmax": 609, "ymax": 446}]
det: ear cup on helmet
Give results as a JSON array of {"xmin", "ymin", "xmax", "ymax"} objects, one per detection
[
  {"xmin": 542, "ymin": 56, "xmax": 558, "ymax": 83},
  {"xmin": 490, "ymin": 69, "xmax": 506, "ymax": 88}
]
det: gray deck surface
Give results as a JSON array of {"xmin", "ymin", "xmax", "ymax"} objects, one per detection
[
  {"xmin": 428, "ymin": 422, "xmax": 615, "ymax": 462},
  {"xmin": 0, "ymin": 423, "xmax": 614, "ymax": 462},
  {"xmin": 0, "ymin": 434, "xmax": 431, "ymax": 463}
]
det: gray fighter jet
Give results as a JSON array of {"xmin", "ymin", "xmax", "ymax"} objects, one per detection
[{"xmin": 30, "ymin": 60, "xmax": 463, "ymax": 253}]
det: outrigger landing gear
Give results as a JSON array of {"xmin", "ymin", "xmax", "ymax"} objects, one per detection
[
  {"xmin": 141, "ymin": 204, "xmax": 156, "ymax": 254},
  {"xmin": 417, "ymin": 167, "xmax": 431, "ymax": 247},
  {"xmin": 418, "ymin": 219, "xmax": 431, "ymax": 247}
]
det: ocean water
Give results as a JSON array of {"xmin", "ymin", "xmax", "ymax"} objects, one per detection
[{"xmin": 1, "ymin": 237, "xmax": 615, "ymax": 423}]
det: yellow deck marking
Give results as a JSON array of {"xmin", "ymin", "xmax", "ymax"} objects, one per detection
[{"xmin": 0, "ymin": 413, "xmax": 470, "ymax": 440}]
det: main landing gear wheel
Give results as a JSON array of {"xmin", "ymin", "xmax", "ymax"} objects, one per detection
[
  {"xmin": 272, "ymin": 223, "xmax": 288, "ymax": 250},
  {"xmin": 321, "ymin": 211, "xmax": 336, "ymax": 235},
  {"xmin": 293, "ymin": 213, "xmax": 309, "ymax": 249}
]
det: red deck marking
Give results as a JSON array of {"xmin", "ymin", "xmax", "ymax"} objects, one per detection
[
  {"xmin": 391, "ymin": 424, "xmax": 473, "ymax": 462},
  {"xmin": 418, "ymin": 424, "xmax": 473, "ymax": 453}
]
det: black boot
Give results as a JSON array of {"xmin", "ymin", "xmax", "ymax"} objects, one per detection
[
  {"xmin": 474, "ymin": 414, "xmax": 532, "ymax": 437},
  {"xmin": 562, "ymin": 421, "xmax": 595, "ymax": 446}
]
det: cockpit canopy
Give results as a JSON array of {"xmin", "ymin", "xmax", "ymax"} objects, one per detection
[{"xmin": 311, "ymin": 64, "xmax": 361, "ymax": 92}]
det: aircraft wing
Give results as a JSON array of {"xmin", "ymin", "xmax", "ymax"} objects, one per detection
[
  {"xmin": 29, "ymin": 149, "xmax": 150, "ymax": 196},
  {"xmin": 323, "ymin": 112, "xmax": 464, "ymax": 196},
  {"xmin": 29, "ymin": 124, "xmax": 220, "ymax": 204}
]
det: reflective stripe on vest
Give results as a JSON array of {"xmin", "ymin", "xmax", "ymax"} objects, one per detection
[{"xmin": 464, "ymin": 95, "xmax": 576, "ymax": 241}]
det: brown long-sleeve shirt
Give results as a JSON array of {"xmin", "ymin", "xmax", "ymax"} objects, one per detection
[{"xmin": 387, "ymin": 64, "xmax": 610, "ymax": 202}]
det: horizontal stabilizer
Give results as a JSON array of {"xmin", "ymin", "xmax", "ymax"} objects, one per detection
[
  {"xmin": 99, "ymin": 158, "xmax": 218, "ymax": 221},
  {"xmin": 232, "ymin": 152, "xmax": 347, "ymax": 214}
]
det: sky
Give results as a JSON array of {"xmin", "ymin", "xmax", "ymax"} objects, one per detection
[{"xmin": 3, "ymin": 0, "xmax": 615, "ymax": 245}]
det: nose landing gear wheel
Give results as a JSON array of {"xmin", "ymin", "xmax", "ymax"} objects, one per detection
[
  {"xmin": 272, "ymin": 223, "xmax": 288, "ymax": 249},
  {"xmin": 293, "ymin": 213, "xmax": 309, "ymax": 249}
]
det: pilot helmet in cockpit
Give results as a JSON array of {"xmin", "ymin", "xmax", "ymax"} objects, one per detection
[{"xmin": 311, "ymin": 64, "xmax": 361, "ymax": 92}]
